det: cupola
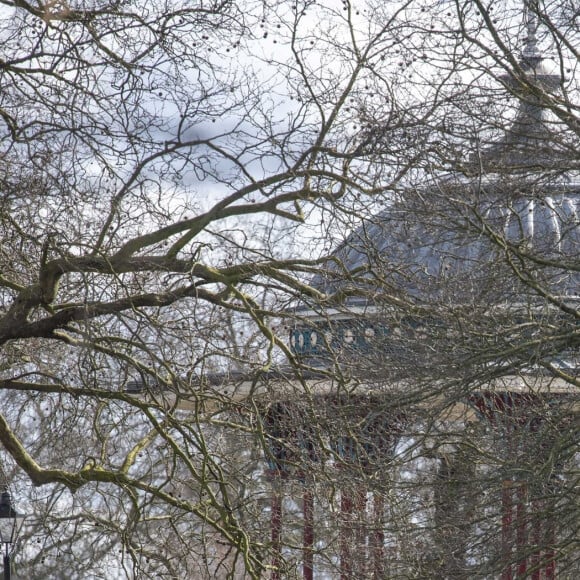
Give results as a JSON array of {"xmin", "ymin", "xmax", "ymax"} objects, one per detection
[{"xmin": 290, "ymin": 10, "xmax": 580, "ymax": 372}]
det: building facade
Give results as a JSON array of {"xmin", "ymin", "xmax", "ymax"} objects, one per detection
[{"xmin": 260, "ymin": 16, "xmax": 579, "ymax": 580}]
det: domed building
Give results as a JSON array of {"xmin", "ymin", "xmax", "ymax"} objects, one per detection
[
  {"xmin": 263, "ymin": 15, "xmax": 579, "ymax": 580},
  {"xmin": 292, "ymin": 27, "xmax": 579, "ymax": 369}
]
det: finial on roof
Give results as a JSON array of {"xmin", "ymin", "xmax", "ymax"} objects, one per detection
[
  {"xmin": 522, "ymin": 3, "xmax": 541, "ymax": 65},
  {"xmin": 516, "ymin": 2, "xmax": 560, "ymax": 89}
]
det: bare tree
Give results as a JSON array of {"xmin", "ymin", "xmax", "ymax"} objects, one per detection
[
  {"xmin": 253, "ymin": 2, "xmax": 579, "ymax": 579},
  {"xmin": 0, "ymin": 0, "xmax": 577, "ymax": 578}
]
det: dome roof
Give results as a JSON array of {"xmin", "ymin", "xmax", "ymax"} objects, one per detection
[
  {"xmin": 297, "ymin": 177, "xmax": 580, "ymax": 370},
  {"xmin": 313, "ymin": 181, "xmax": 580, "ymax": 304},
  {"xmin": 291, "ymin": 18, "xmax": 579, "ymax": 374},
  {"xmin": 312, "ymin": 35, "xmax": 580, "ymax": 307}
]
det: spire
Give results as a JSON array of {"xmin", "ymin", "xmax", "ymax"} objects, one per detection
[
  {"xmin": 522, "ymin": 2, "xmax": 541, "ymax": 66},
  {"xmin": 518, "ymin": 1, "xmax": 560, "ymax": 87},
  {"xmin": 469, "ymin": 2, "xmax": 566, "ymax": 174}
]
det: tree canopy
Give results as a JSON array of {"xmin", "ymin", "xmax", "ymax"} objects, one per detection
[{"xmin": 0, "ymin": 0, "xmax": 578, "ymax": 578}]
